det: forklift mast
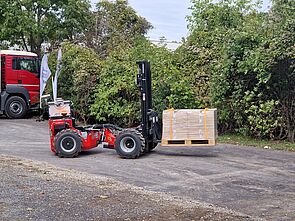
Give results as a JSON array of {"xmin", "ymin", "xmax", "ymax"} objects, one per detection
[{"xmin": 136, "ymin": 61, "xmax": 161, "ymax": 146}]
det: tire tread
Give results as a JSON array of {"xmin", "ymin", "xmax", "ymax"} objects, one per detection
[
  {"xmin": 54, "ymin": 129, "xmax": 82, "ymax": 158},
  {"xmin": 115, "ymin": 129, "xmax": 145, "ymax": 159}
]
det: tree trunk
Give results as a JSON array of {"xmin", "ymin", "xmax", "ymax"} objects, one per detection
[
  {"xmin": 35, "ymin": 44, "xmax": 42, "ymax": 57},
  {"xmin": 21, "ymin": 33, "xmax": 29, "ymax": 51},
  {"xmin": 288, "ymin": 128, "xmax": 295, "ymax": 143}
]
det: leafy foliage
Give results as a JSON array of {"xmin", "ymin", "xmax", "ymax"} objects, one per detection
[
  {"xmin": 90, "ymin": 37, "xmax": 198, "ymax": 127},
  {"xmin": 0, "ymin": 0, "xmax": 91, "ymax": 55},
  {"xmin": 49, "ymin": 42, "xmax": 100, "ymax": 123},
  {"xmin": 84, "ymin": 0, "xmax": 152, "ymax": 57},
  {"xmin": 182, "ymin": 0, "xmax": 295, "ymax": 142}
]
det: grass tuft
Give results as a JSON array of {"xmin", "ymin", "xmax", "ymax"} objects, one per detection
[{"xmin": 218, "ymin": 134, "xmax": 295, "ymax": 151}]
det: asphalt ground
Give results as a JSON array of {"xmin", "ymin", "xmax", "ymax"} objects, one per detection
[
  {"xmin": 0, "ymin": 118, "xmax": 295, "ymax": 220},
  {"xmin": 0, "ymin": 155, "xmax": 250, "ymax": 221}
]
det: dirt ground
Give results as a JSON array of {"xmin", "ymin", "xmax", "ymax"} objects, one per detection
[
  {"xmin": 0, "ymin": 118, "xmax": 295, "ymax": 220},
  {"xmin": 0, "ymin": 155, "xmax": 250, "ymax": 221}
]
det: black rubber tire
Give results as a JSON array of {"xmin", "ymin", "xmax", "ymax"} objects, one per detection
[
  {"xmin": 5, "ymin": 96, "xmax": 28, "ymax": 119},
  {"xmin": 54, "ymin": 129, "xmax": 82, "ymax": 158},
  {"xmin": 115, "ymin": 129, "xmax": 145, "ymax": 159}
]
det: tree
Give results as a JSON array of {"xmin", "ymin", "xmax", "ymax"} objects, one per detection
[
  {"xmin": 0, "ymin": 0, "xmax": 91, "ymax": 55},
  {"xmin": 264, "ymin": 0, "xmax": 295, "ymax": 141},
  {"xmin": 184, "ymin": 0, "xmax": 295, "ymax": 142},
  {"xmin": 182, "ymin": 0, "xmax": 264, "ymax": 132},
  {"xmin": 85, "ymin": 0, "xmax": 152, "ymax": 57}
]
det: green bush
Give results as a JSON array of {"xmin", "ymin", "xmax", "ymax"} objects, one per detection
[
  {"xmin": 90, "ymin": 37, "xmax": 199, "ymax": 127},
  {"xmin": 49, "ymin": 43, "xmax": 101, "ymax": 123},
  {"xmin": 184, "ymin": 0, "xmax": 295, "ymax": 142}
]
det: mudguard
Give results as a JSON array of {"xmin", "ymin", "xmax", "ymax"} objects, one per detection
[{"xmin": 0, "ymin": 85, "xmax": 31, "ymax": 110}]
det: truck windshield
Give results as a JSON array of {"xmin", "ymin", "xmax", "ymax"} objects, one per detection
[{"xmin": 13, "ymin": 57, "xmax": 39, "ymax": 74}]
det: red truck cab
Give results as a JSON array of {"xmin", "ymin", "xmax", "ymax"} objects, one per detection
[{"xmin": 0, "ymin": 50, "xmax": 40, "ymax": 118}]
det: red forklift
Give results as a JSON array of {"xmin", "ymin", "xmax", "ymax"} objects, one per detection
[{"xmin": 49, "ymin": 61, "xmax": 161, "ymax": 158}]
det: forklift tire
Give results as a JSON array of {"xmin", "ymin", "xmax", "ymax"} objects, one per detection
[
  {"xmin": 54, "ymin": 129, "xmax": 82, "ymax": 158},
  {"xmin": 5, "ymin": 96, "xmax": 28, "ymax": 119},
  {"xmin": 115, "ymin": 129, "xmax": 145, "ymax": 159}
]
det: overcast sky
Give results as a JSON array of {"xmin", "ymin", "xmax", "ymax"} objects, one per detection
[{"xmin": 91, "ymin": 0, "xmax": 271, "ymax": 42}]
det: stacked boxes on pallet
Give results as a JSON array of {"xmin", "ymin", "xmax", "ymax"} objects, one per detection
[{"xmin": 161, "ymin": 109, "xmax": 217, "ymax": 146}]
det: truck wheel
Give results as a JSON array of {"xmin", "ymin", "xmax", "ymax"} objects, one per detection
[
  {"xmin": 5, "ymin": 96, "xmax": 28, "ymax": 119},
  {"xmin": 54, "ymin": 129, "xmax": 82, "ymax": 158},
  {"xmin": 115, "ymin": 129, "xmax": 145, "ymax": 159}
]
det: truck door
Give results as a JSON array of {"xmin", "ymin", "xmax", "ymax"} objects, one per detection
[{"xmin": 13, "ymin": 57, "xmax": 40, "ymax": 105}]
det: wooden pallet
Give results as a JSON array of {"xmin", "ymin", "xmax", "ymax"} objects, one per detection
[{"xmin": 161, "ymin": 139, "xmax": 216, "ymax": 147}]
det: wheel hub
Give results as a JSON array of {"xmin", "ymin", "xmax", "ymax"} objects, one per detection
[
  {"xmin": 125, "ymin": 139, "xmax": 135, "ymax": 148},
  {"xmin": 60, "ymin": 136, "xmax": 77, "ymax": 153},
  {"xmin": 120, "ymin": 137, "xmax": 136, "ymax": 153},
  {"xmin": 10, "ymin": 102, "xmax": 22, "ymax": 114}
]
